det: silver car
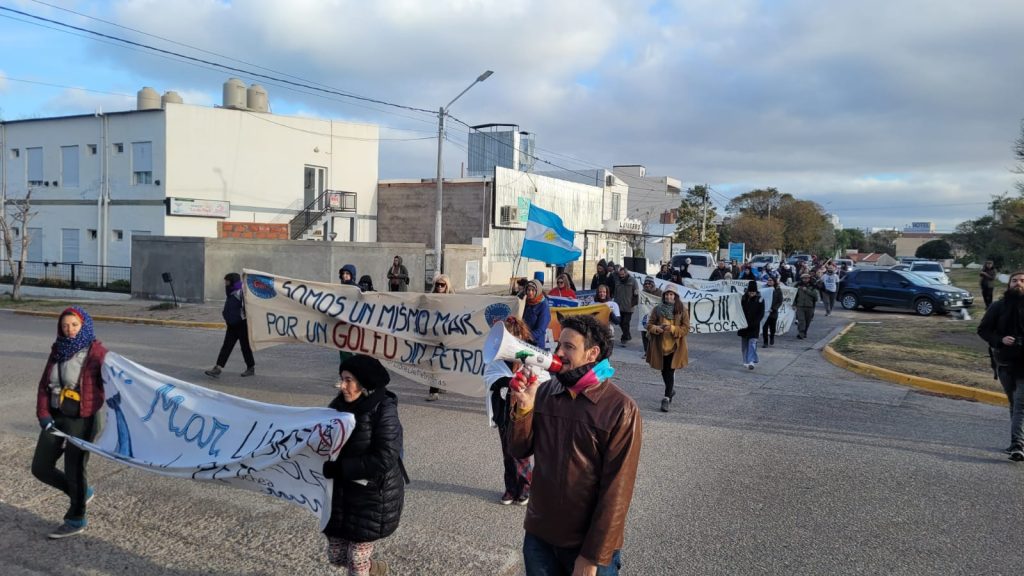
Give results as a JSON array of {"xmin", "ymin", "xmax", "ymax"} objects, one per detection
[{"xmin": 908, "ymin": 261, "xmax": 951, "ymax": 285}]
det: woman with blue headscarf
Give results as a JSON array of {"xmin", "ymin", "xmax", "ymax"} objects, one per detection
[{"xmin": 32, "ymin": 306, "xmax": 108, "ymax": 539}]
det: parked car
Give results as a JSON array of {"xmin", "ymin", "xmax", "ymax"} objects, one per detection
[
  {"xmin": 907, "ymin": 261, "xmax": 951, "ymax": 285},
  {"xmin": 750, "ymin": 254, "xmax": 781, "ymax": 269},
  {"xmin": 786, "ymin": 254, "xmax": 813, "ymax": 266},
  {"xmin": 838, "ymin": 269, "xmax": 973, "ymax": 316},
  {"xmin": 835, "ymin": 258, "xmax": 856, "ymax": 271},
  {"xmin": 889, "ymin": 264, "xmax": 910, "ymax": 271},
  {"xmin": 671, "ymin": 251, "xmax": 717, "ymax": 280}
]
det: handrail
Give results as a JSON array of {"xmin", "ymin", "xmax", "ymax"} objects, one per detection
[{"xmin": 289, "ymin": 190, "xmax": 357, "ymax": 239}]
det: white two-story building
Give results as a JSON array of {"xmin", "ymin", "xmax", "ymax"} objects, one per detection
[{"xmin": 0, "ymin": 80, "xmax": 380, "ymax": 272}]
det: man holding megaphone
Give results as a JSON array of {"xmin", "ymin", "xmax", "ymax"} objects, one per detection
[{"xmin": 497, "ymin": 314, "xmax": 643, "ymax": 576}]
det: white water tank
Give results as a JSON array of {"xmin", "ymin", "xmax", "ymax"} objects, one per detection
[
  {"xmin": 137, "ymin": 87, "xmax": 160, "ymax": 110},
  {"xmin": 161, "ymin": 91, "xmax": 183, "ymax": 108},
  {"xmin": 223, "ymin": 78, "xmax": 247, "ymax": 110},
  {"xmin": 247, "ymin": 84, "xmax": 269, "ymax": 113}
]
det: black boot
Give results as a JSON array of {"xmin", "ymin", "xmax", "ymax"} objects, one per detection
[{"xmin": 769, "ymin": 336, "xmax": 775, "ymax": 346}]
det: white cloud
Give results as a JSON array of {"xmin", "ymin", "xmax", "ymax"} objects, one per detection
[{"xmin": 7, "ymin": 0, "xmax": 1024, "ymax": 230}]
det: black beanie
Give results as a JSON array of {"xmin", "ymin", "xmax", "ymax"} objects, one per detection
[
  {"xmin": 747, "ymin": 280, "xmax": 758, "ymax": 293},
  {"xmin": 339, "ymin": 355, "xmax": 390, "ymax": 390}
]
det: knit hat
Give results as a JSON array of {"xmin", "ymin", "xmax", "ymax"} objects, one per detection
[
  {"xmin": 747, "ymin": 280, "xmax": 759, "ymax": 293},
  {"xmin": 527, "ymin": 279, "xmax": 544, "ymax": 294},
  {"xmin": 339, "ymin": 354, "xmax": 390, "ymax": 390},
  {"xmin": 643, "ymin": 276, "xmax": 655, "ymax": 285}
]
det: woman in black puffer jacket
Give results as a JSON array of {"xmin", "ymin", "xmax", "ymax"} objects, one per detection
[{"xmin": 322, "ymin": 355, "xmax": 405, "ymax": 576}]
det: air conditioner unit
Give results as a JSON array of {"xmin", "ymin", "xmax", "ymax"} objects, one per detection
[
  {"xmin": 500, "ymin": 205, "xmax": 518, "ymax": 225},
  {"xmin": 605, "ymin": 175, "xmax": 615, "ymax": 187}
]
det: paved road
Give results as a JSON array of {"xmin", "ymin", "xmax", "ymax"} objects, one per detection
[{"xmin": 1, "ymin": 308, "xmax": 1021, "ymax": 575}]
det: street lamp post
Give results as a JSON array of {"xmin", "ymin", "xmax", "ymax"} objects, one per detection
[{"xmin": 435, "ymin": 70, "xmax": 493, "ymax": 274}]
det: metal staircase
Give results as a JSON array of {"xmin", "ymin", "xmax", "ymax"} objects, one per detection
[{"xmin": 289, "ymin": 190, "xmax": 357, "ymax": 240}]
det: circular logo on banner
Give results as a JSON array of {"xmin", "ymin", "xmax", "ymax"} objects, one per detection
[
  {"xmin": 484, "ymin": 303, "xmax": 513, "ymax": 326},
  {"xmin": 246, "ymin": 274, "xmax": 276, "ymax": 299}
]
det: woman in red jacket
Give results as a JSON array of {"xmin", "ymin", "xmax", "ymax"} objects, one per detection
[{"xmin": 32, "ymin": 306, "xmax": 107, "ymax": 539}]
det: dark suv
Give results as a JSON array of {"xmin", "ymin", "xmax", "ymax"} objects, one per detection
[{"xmin": 838, "ymin": 269, "xmax": 973, "ymax": 316}]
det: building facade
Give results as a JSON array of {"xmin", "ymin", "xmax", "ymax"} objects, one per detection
[{"xmin": 1, "ymin": 86, "xmax": 379, "ymax": 270}]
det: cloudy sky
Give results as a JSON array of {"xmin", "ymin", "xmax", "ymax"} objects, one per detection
[{"xmin": 2, "ymin": 0, "xmax": 1023, "ymax": 231}]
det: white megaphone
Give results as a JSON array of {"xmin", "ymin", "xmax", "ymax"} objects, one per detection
[{"xmin": 483, "ymin": 323, "xmax": 563, "ymax": 373}]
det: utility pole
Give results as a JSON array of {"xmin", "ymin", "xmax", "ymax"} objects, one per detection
[{"xmin": 700, "ymin": 184, "xmax": 708, "ymax": 242}]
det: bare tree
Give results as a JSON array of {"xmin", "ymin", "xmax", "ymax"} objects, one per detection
[{"xmin": 0, "ymin": 189, "xmax": 37, "ymax": 300}]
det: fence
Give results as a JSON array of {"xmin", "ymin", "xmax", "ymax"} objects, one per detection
[{"xmin": 0, "ymin": 260, "xmax": 132, "ymax": 293}]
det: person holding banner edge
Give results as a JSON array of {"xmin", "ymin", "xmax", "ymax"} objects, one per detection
[
  {"xmin": 612, "ymin": 267, "xmax": 639, "ymax": 346},
  {"xmin": 645, "ymin": 286, "xmax": 690, "ymax": 412},
  {"xmin": 507, "ymin": 314, "xmax": 643, "ymax": 576},
  {"xmin": 321, "ymin": 354, "xmax": 405, "ymax": 576},
  {"xmin": 523, "ymin": 279, "xmax": 553, "ymax": 350},
  {"xmin": 763, "ymin": 277, "xmax": 783, "ymax": 347},
  {"xmin": 426, "ymin": 274, "xmax": 456, "ymax": 401},
  {"xmin": 204, "ymin": 272, "xmax": 255, "ymax": 378},
  {"xmin": 32, "ymin": 306, "xmax": 107, "ymax": 539}
]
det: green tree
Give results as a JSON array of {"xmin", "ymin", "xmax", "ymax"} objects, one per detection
[
  {"xmin": 863, "ymin": 229, "xmax": 899, "ymax": 256},
  {"xmin": 725, "ymin": 187, "xmax": 795, "ymax": 218},
  {"xmin": 728, "ymin": 214, "xmax": 785, "ymax": 254},
  {"xmin": 835, "ymin": 228, "xmax": 867, "ymax": 253},
  {"xmin": 776, "ymin": 199, "xmax": 827, "ymax": 253},
  {"xmin": 1014, "ymin": 119, "xmax": 1024, "ymax": 193},
  {"xmin": 674, "ymin": 185, "xmax": 719, "ymax": 253},
  {"xmin": 915, "ymin": 239, "xmax": 953, "ymax": 259}
]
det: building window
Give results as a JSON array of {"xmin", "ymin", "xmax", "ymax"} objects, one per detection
[
  {"xmin": 61, "ymin": 145, "xmax": 79, "ymax": 188},
  {"xmin": 611, "ymin": 192, "xmax": 622, "ymax": 220},
  {"xmin": 27, "ymin": 147, "xmax": 43, "ymax": 186},
  {"xmin": 114, "ymin": 143, "xmax": 124, "ymax": 154},
  {"xmin": 9, "ymin": 148, "xmax": 19, "ymax": 159},
  {"xmin": 132, "ymin": 141, "xmax": 153, "ymax": 186},
  {"xmin": 61, "ymin": 228, "xmax": 81, "ymax": 263},
  {"xmin": 113, "ymin": 229, "xmax": 124, "ymax": 241},
  {"xmin": 87, "ymin": 229, "xmax": 97, "ymax": 239},
  {"xmin": 87, "ymin": 144, "xmax": 97, "ymax": 155}
]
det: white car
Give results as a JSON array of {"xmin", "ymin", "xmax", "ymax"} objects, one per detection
[
  {"xmin": 835, "ymin": 258, "xmax": 856, "ymax": 271},
  {"xmin": 908, "ymin": 261, "xmax": 951, "ymax": 285}
]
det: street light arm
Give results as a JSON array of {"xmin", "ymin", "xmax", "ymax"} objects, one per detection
[{"xmin": 444, "ymin": 70, "xmax": 494, "ymax": 111}]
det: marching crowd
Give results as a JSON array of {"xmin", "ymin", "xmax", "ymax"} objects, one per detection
[{"xmin": 28, "ymin": 251, "xmax": 1023, "ymax": 576}]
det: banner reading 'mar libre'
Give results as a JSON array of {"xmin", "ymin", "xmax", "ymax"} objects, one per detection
[
  {"xmin": 59, "ymin": 353, "xmax": 355, "ymax": 531},
  {"xmin": 243, "ymin": 270, "xmax": 520, "ymax": 396}
]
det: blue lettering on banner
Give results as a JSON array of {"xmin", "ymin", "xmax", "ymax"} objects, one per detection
[
  {"xmin": 141, "ymin": 384, "xmax": 229, "ymax": 457},
  {"xmin": 306, "ymin": 320, "xmax": 329, "ymax": 344},
  {"xmin": 266, "ymin": 313, "xmax": 299, "ymax": 338}
]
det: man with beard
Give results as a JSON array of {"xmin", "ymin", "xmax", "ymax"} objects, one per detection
[
  {"xmin": 978, "ymin": 271, "xmax": 1024, "ymax": 461},
  {"xmin": 507, "ymin": 315, "xmax": 642, "ymax": 575}
]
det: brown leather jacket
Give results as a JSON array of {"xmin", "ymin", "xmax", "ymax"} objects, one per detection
[{"xmin": 506, "ymin": 378, "xmax": 643, "ymax": 565}]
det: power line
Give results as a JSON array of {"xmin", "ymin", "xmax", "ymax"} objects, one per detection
[
  {"xmin": 0, "ymin": 75, "xmax": 133, "ymax": 97},
  {"xmin": 0, "ymin": 5, "xmax": 437, "ymax": 116}
]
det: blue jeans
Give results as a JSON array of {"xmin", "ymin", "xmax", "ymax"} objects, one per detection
[
  {"xmin": 523, "ymin": 532, "xmax": 622, "ymax": 576},
  {"xmin": 742, "ymin": 337, "xmax": 759, "ymax": 365}
]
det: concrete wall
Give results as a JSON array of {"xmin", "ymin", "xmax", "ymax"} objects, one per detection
[
  {"xmin": 376, "ymin": 179, "xmax": 491, "ymax": 248},
  {"xmin": 442, "ymin": 244, "xmax": 486, "ymax": 291},
  {"xmin": 131, "ymin": 236, "xmax": 207, "ymax": 302},
  {"xmin": 132, "ymin": 236, "xmax": 428, "ymax": 302}
]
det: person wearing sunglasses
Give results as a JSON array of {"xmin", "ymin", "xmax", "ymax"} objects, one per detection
[
  {"xmin": 547, "ymin": 273, "xmax": 576, "ymax": 300},
  {"xmin": 425, "ymin": 274, "xmax": 455, "ymax": 401}
]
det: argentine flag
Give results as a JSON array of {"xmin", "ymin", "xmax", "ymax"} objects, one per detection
[{"xmin": 521, "ymin": 204, "xmax": 583, "ymax": 265}]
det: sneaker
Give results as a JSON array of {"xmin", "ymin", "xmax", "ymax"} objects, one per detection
[
  {"xmin": 426, "ymin": 392, "xmax": 440, "ymax": 402},
  {"xmin": 515, "ymin": 493, "xmax": 530, "ymax": 506},
  {"xmin": 660, "ymin": 397, "xmax": 670, "ymax": 412},
  {"xmin": 748, "ymin": 364, "xmax": 755, "ymax": 370},
  {"xmin": 48, "ymin": 520, "xmax": 86, "ymax": 539},
  {"xmin": 85, "ymin": 486, "xmax": 95, "ymax": 505},
  {"xmin": 1003, "ymin": 446, "xmax": 1015, "ymax": 454},
  {"xmin": 240, "ymin": 367, "xmax": 255, "ymax": 377},
  {"xmin": 500, "ymin": 491, "xmax": 515, "ymax": 505},
  {"xmin": 204, "ymin": 366, "xmax": 222, "ymax": 378},
  {"xmin": 369, "ymin": 559, "xmax": 389, "ymax": 576},
  {"xmin": 1010, "ymin": 449, "xmax": 1024, "ymax": 462}
]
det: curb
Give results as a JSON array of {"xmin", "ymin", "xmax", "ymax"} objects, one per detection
[
  {"xmin": 822, "ymin": 322, "xmax": 1008, "ymax": 407},
  {"xmin": 13, "ymin": 310, "xmax": 223, "ymax": 330}
]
